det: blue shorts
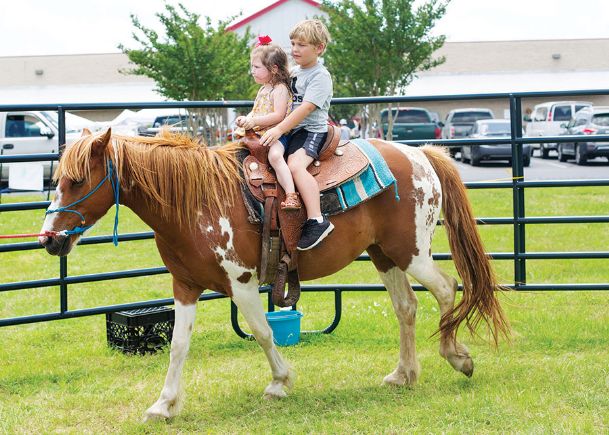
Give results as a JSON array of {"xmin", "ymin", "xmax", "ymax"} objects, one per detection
[
  {"xmin": 278, "ymin": 135, "xmax": 289, "ymax": 147},
  {"xmin": 284, "ymin": 128, "xmax": 328, "ymax": 159}
]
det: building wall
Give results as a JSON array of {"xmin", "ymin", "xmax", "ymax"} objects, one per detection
[
  {"xmin": 429, "ymin": 39, "xmax": 609, "ymax": 74},
  {"xmin": 0, "ymin": 53, "xmax": 150, "ymax": 86}
]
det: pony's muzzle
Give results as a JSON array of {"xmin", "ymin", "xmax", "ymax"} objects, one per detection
[{"xmin": 40, "ymin": 233, "xmax": 71, "ymax": 256}]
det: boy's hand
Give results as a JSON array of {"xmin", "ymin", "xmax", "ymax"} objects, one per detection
[
  {"xmin": 242, "ymin": 116, "xmax": 256, "ymax": 130},
  {"xmin": 260, "ymin": 127, "xmax": 282, "ymax": 146},
  {"xmin": 235, "ymin": 116, "xmax": 246, "ymax": 127}
]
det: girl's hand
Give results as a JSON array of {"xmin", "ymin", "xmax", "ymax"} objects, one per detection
[
  {"xmin": 235, "ymin": 116, "xmax": 246, "ymax": 127},
  {"xmin": 260, "ymin": 127, "xmax": 282, "ymax": 147},
  {"xmin": 242, "ymin": 116, "xmax": 256, "ymax": 130}
]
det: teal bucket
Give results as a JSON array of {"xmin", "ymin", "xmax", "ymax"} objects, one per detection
[{"xmin": 265, "ymin": 310, "xmax": 303, "ymax": 346}]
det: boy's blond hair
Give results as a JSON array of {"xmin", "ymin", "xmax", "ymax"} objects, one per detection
[{"xmin": 289, "ymin": 19, "xmax": 331, "ymax": 53}]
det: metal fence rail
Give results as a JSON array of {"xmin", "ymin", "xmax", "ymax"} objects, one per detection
[{"xmin": 1, "ymin": 89, "xmax": 608, "ymax": 330}]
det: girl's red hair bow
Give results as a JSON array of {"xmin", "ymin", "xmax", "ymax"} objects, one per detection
[{"xmin": 256, "ymin": 35, "xmax": 272, "ymax": 46}]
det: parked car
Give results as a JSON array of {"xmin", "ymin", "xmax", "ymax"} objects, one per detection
[
  {"xmin": 0, "ymin": 111, "xmax": 83, "ymax": 183},
  {"xmin": 557, "ymin": 106, "xmax": 609, "ymax": 165},
  {"xmin": 380, "ymin": 107, "xmax": 441, "ymax": 142},
  {"xmin": 524, "ymin": 101, "xmax": 591, "ymax": 158},
  {"xmin": 441, "ymin": 108, "xmax": 494, "ymax": 157},
  {"xmin": 460, "ymin": 119, "xmax": 531, "ymax": 167}
]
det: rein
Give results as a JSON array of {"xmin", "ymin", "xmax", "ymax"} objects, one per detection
[{"xmin": 45, "ymin": 159, "xmax": 121, "ymax": 246}]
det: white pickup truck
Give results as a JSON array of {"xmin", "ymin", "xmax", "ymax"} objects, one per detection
[{"xmin": 0, "ymin": 111, "xmax": 82, "ymax": 183}]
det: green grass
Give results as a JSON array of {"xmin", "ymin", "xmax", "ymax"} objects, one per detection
[{"xmin": 0, "ymin": 187, "xmax": 608, "ymax": 433}]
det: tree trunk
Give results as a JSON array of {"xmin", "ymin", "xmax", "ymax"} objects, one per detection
[{"xmin": 386, "ymin": 102, "xmax": 394, "ymax": 141}]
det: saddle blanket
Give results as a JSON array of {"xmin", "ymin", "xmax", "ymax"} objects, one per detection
[{"xmin": 325, "ymin": 138, "xmax": 399, "ymax": 214}]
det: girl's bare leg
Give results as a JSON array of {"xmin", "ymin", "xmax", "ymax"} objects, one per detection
[{"xmin": 268, "ymin": 141, "xmax": 295, "ymax": 193}]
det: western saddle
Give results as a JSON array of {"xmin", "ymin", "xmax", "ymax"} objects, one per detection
[{"xmin": 240, "ymin": 125, "xmax": 368, "ymax": 307}]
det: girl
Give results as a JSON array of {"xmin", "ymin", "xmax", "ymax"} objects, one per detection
[{"xmin": 235, "ymin": 36, "xmax": 300, "ymax": 210}]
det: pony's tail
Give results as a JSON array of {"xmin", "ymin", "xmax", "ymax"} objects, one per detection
[{"xmin": 421, "ymin": 145, "xmax": 510, "ymax": 346}]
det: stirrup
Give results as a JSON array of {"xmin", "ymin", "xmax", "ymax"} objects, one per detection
[{"xmin": 281, "ymin": 192, "xmax": 302, "ymax": 210}]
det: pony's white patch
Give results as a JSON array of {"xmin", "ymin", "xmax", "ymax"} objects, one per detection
[
  {"xmin": 387, "ymin": 142, "xmax": 442, "ymax": 266},
  {"xmin": 40, "ymin": 186, "xmax": 63, "ymax": 235},
  {"xmin": 218, "ymin": 217, "xmax": 234, "ymax": 251},
  {"xmin": 213, "ymin": 216, "xmax": 256, "ymax": 282},
  {"xmin": 194, "ymin": 212, "xmax": 214, "ymax": 237}
]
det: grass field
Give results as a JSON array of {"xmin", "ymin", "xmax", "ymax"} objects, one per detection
[{"xmin": 1, "ymin": 187, "xmax": 608, "ymax": 433}]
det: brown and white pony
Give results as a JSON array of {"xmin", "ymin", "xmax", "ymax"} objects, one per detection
[{"xmin": 39, "ymin": 129, "xmax": 509, "ymax": 421}]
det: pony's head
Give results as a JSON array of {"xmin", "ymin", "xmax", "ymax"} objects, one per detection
[{"xmin": 39, "ymin": 128, "xmax": 117, "ymax": 256}]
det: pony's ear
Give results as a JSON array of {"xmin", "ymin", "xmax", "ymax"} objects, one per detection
[
  {"xmin": 81, "ymin": 128, "xmax": 92, "ymax": 137},
  {"xmin": 91, "ymin": 128, "xmax": 112, "ymax": 157}
]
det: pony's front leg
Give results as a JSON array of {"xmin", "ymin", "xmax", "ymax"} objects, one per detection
[
  {"xmin": 231, "ymin": 280, "xmax": 294, "ymax": 399},
  {"xmin": 144, "ymin": 295, "xmax": 198, "ymax": 421}
]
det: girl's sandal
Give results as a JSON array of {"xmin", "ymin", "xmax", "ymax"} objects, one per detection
[{"xmin": 281, "ymin": 192, "xmax": 302, "ymax": 210}]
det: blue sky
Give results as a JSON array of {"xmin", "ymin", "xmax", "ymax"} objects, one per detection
[{"xmin": 1, "ymin": 0, "xmax": 608, "ymax": 57}]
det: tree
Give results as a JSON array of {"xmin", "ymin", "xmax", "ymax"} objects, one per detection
[
  {"xmin": 119, "ymin": 3, "xmax": 254, "ymax": 144},
  {"xmin": 321, "ymin": 0, "xmax": 449, "ymax": 139}
]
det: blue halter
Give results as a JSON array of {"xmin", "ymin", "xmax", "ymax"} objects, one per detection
[{"xmin": 46, "ymin": 159, "xmax": 120, "ymax": 246}]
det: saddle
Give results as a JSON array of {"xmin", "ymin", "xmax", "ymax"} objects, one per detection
[{"xmin": 240, "ymin": 126, "xmax": 369, "ymax": 307}]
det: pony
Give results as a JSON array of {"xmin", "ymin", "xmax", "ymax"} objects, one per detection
[{"xmin": 39, "ymin": 128, "xmax": 509, "ymax": 421}]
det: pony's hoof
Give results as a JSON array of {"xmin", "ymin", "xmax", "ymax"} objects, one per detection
[
  {"xmin": 143, "ymin": 408, "xmax": 170, "ymax": 422},
  {"xmin": 383, "ymin": 367, "xmax": 418, "ymax": 387},
  {"xmin": 446, "ymin": 352, "xmax": 474, "ymax": 377},
  {"xmin": 443, "ymin": 342, "xmax": 474, "ymax": 377},
  {"xmin": 143, "ymin": 396, "xmax": 182, "ymax": 422},
  {"xmin": 263, "ymin": 382, "xmax": 288, "ymax": 399},
  {"xmin": 460, "ymin": 358, "xmax": 474, "ymax": 378}
]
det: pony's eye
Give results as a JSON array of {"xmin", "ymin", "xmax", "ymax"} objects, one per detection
[{"xmin": 72, "ymin": 179, "xmax": 85, "ymax": 187}]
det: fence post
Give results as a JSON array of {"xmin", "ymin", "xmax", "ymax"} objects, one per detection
[
  {"xmin": 510, "ymin": 96, "xmax": 526, "ymax": 288},
  {"xmin": 57, "ymin": 107, "xmax": 69, "ymax": 313}
]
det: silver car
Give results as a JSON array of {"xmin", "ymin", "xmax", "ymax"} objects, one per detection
[
  {"xmin": 461, "ymin": 119, "xmax": 531, "ymax": 167},
  {"xmin": 557, "ymin": 106, "xmax": 609, "ymax": 165}
]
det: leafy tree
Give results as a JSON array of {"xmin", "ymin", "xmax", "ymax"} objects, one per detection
[
  {"xmin": 119, "ymin": 3, "xmax": 254, "ymax": 144},
  {"xmin": 321, "ymin": 0, "xmax": 449, "ymax": 139}
]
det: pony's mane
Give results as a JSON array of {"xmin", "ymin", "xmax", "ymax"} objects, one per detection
[{"xmin": 55, "ymin": 130, "xmax": 245, "ymax": 226}]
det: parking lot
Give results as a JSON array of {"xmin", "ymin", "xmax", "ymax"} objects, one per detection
[{"xmin": 454, "ymin": 153, "xmax": 609, "ymax": 182}]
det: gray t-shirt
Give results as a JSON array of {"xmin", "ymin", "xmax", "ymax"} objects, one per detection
[{"xmin": 290, "ymin": 62, "xmax": 333, "ymax": 133}]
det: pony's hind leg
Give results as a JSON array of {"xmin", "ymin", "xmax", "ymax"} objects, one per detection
[
  {"xmin": 231, "ymin": 280, "xmax": 294, "ymax": 399},
  {"xmin": 368, "ymin": 246, "xmax": 420, "ymax": 386},
  {"xmin": 144, "ymin": 297, "xmax": 198, "ymax": 421},
  {"xmin": 408, "ymin": 258, "xmax": 474, "ymax": 377}
]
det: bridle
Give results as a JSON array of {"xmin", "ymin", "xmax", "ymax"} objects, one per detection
[{"xmin": 45, "ymin": 159, "xmax": 121, "ymax": 245}]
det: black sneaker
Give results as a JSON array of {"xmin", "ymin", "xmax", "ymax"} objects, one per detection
[{"xmin": 297, "ymin": 218, "xmax": 334, "ymax": 251}]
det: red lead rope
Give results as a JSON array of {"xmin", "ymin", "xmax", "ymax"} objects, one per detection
[{"xmin": 0, "ymin": 230, "xmax": 58, "ymax": 239}]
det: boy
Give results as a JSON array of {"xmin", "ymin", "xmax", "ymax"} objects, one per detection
[{"xmin": 259, "ymin": 19, "xmax": 333, "ymax": 251}]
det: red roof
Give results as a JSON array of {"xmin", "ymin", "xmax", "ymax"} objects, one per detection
[{"xmin": 226, "ymin": 0, "xmax": 321, "ymax": 32}]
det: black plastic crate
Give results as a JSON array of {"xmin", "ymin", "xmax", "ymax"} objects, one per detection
[{"xmin": 106, "ymin": 307, "xmax": 175, "ymax": 355}]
